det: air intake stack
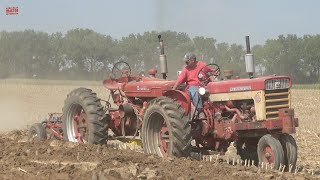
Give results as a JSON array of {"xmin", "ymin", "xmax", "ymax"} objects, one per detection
[
  {"xmin": 245, "ymin": 36, "xmax": 255, "ymax": 79},
  {"xmin": 158, "ymin": 35, "xmax": 168, "ymax": 79}
]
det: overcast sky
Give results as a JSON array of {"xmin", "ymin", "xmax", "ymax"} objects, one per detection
[{"xmin": 1, "ymin": 0, "xmax": 319, "ymax": 46}]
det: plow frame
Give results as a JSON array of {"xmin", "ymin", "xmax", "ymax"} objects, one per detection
[{"xmin": 41, "ymin": 113, "xmax": 64, "ymax": 140}]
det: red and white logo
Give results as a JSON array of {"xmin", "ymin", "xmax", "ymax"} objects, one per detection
[{"xmin": 6, "ymin": 7, "xmax": 19, "ymax": 15}]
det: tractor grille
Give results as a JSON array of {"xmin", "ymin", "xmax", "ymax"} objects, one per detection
[
  {"xmin": 265, "ymin": 78, "xmax": 290, "ymax": 90},
  {"xmin": 265, "ymin": 89, "xmax": 290, "ymax": 120}
]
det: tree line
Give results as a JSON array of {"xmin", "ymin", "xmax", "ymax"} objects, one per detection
[{"xmin": 0, "ymin": 29, "xmax": 319, "ymax": 83}]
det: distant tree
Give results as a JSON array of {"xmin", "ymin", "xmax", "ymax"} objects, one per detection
[
  {"xmin": 193, "ymin": 36, "xmax": 217, "ymax": 63},
  {"xmin": 303, "ymin": 35, "xmax": 320, "ymax": 82},
  {"xmin": 1, "ymin": 29, "xmax": 320, "ymax": 83},
  {"xmin": 252, "ymin": 34, "xmax": 306, "ymax": 82},
  {"xmin": 63, "ymin": 28, "xmax": 115, "ymax": 79},
  {"xmin": 0, "ymin": 30, "xmax": 51, "ymax": 78}
]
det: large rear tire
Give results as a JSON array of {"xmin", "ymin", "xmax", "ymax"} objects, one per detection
[
  {"xmin": 62, "ymin": 88, "xmax": 108, "ymax": 144},
  {"xmin": 279, "ymin": 134, "xmax": 297, "ymax": 171},
  {"xmin": 142, "ymin": 97, "xmax": 192, "ymax": 157},
  {"xmin": 258, "ymin": 134, "xmax": 284, "ymax": 170}
]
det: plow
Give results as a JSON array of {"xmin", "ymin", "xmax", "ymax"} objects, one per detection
[{"xmin": 29, "ymin": 35, "xmax": 299, "ymax": 171}]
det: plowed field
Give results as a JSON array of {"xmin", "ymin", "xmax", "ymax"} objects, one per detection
[{"xmin": 0, "ymin": 80, "xmax": 319, "ymax": 179}]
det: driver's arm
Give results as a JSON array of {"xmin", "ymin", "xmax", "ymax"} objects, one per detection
[
  {"xmin": 203, "ymin": 66, "xmax": 220, "ymax": 76},
  {"xmin": 203, "ymin": 66, "xmax": 219, "ymax": 82},
  {"xmin": 173, "ymin": 69, "xmax": 187, "ymax": 90}
]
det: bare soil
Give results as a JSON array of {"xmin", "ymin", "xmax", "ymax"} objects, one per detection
[
  {"xmin": 0, "ymin": 131, "xmax": 315, "ymax": 180},
  {"xmin": 0, "ymin": 83, "xmax": 319, "ymax": 179}
]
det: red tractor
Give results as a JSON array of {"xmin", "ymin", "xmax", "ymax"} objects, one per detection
[{"xmin": 29, "ymin": 35, "xmax": 298, "ymax": 170}]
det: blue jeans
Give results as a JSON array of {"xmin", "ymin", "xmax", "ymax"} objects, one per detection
[{"xmin": 187, "ymin": 86, "xmax": 203, "ymax": 112}]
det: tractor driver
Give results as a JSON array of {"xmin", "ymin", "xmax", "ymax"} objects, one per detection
[{"xmin": 172, "ymin": 52, "xmax": 219, "ymax": 118}]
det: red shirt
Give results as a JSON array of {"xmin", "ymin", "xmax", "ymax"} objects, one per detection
[{"xmin": 176, "ymin": 61, "xmax": 213, "ymax": 87}]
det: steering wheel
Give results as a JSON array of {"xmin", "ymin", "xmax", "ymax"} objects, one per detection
[
  {"xmin": 198, "ymin": 63, "xmax": 220, "ymax": 85},
  {"xmin": 112, "ymin": 61, "xmax": 131, "ymax": 79}
]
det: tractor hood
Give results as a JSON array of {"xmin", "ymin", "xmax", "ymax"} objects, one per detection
[
  {"xmin": 206, "ymin": 76, "xmax": 292, "ymax": 94},
  {"xmin": 123, "ymin": 77, "xmax": 175, "ymax": 97}
]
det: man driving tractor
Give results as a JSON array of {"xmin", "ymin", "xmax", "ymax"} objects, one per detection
[{"xmin": 172, "ymin": 52, "xmax": 219, "ymax": 118}]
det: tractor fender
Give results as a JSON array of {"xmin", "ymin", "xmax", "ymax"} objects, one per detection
[{"xmin": 163, "ymin": 90, "xmax": 191, "ymax": 115}]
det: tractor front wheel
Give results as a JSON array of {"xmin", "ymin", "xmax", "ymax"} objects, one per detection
[
  {"xmin": 62, "ymin": 88, "xmax": 108, "ymax": 144},
  {"xmin": 279, "ymin": 134, "xmax": 297, "ymax": 171},
  {"xmin": 141, "ymin": 97, "xmax": 192, "ymax": 157},
  {"xmin": 258, "ymin": 134, "xmax": 284, "ymax": 170},
  {"xmin": 235, "ymin": 139, "xmax": 259, "ymax": 165}
]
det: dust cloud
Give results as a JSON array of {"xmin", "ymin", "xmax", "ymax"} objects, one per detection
[
  {"xmin": 0, "ymin": 82, "xmax": 109, "ymax": 133},
  {"xmin": 0, "ymin": 92, "xmax": 29, "ymax": 132}
]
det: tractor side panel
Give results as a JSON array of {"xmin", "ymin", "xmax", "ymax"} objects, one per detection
[
  {"xmin": 206, "ymin": 75, "xmax": 291, "ymax": 94},
  {"xmin": 209, "ymin": 90, "xmax": 266, "ymax": 120},
  {"xmin": 123, "ymin": 81, "xmax": 176, "ymax": 97}
]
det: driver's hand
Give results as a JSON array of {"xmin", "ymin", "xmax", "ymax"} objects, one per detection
[
  {"xmin": 213, "ymin": 70, "xmax": 220, "ymax": 76},
  {"xmin": 209, "ymin": 76, "xmax": 216, "ymax": 82},
  {"xmin": 122, "ymin": 70, "xmax": 129, "ymax": 77}
]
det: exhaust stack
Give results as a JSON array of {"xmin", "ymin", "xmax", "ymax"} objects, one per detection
[
  {"xmin": 158, "ymin": 35, "xmax": 168, "ymax": 79},
  {"xmin": 245, "ymin": 36, "xmax": 255, "ymax": 79}
]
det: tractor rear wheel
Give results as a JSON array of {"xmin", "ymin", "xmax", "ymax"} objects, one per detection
[
  {"xmin": 141, "ymin": 97, "xmax": 192, "ymax": 157},
  {"xmin": 235, "ymin": 139, "xmax": 258, "ymax": 165},
  {"xmin": 62, "ymin": 88, "xmax": 108, "ymax": 144},
  {"xmin": 279, "ymin": 134, "xmax": 297, "ymax": 171},
  {"xmin": 258, "ymin": 134, "xmax": 284, "ymax": 170},
  {"xmin": 28, "ymin": 123, "xmax": 47, "ymax": 140}
]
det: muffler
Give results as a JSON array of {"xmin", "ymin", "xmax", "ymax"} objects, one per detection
[{"xmin": 245, "ymin": 36, "xmax": 255, "ymax": 79}]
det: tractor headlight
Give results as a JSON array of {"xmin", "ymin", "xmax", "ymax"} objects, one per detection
[{"xmin": 199, "ymin": 87, "xmax": 206, "ymax": 95}]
